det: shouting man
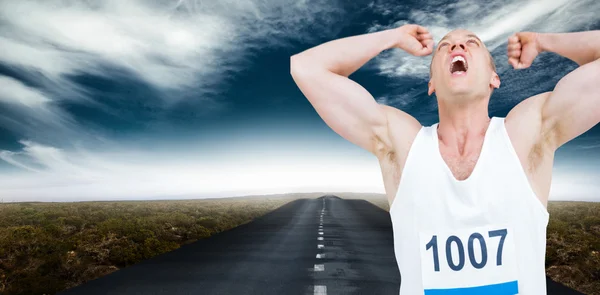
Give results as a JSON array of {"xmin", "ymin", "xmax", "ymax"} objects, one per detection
[{"xmin": 290, "ymin": 24, "xmax": 599, "ymax": 294}]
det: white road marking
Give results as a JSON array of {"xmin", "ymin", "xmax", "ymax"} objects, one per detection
[
  {"xmin": 318, "ymin": 237, "xmax": 324, "ymax": 241},
  {"xmin": 314, "ymin": 285, "xmax": 327, "ymax": 295},
  {"xmin": 314, "ymin": 264, "xmax": 325, "ymax": 271},
  {"xmin": 318, "ymin": 244, "xmax": 324, "ymax": 249},
  {"xmin": 318, "ymin": 232, "xmax": 323, "ymax": 235},
  {"xmin": 316, "ymin": 253, "xmax": 325, "ymax": 259}
]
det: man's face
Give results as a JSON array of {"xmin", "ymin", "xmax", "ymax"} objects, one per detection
[{"xmin": 428, "ymin": 29, "xmax": 499, "ymax": 99}]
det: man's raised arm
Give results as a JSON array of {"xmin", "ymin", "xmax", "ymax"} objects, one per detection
[
  {"xmin": 290, "ymin": 25, "xmax": 432, "ymax": 156},
  {"xmin": 508, "ymin": 30, "xmax": 600, "ymax": 150}
]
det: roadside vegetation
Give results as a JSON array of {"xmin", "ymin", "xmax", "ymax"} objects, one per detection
[
  {"xmin": 0, "ymin": 196, "xmax": 298, "ymax": 294},
  {"xmin": 1, "ymin": 194, "xmax": 598, "ymax": 294},
  {"xmin": 545, "ymin": 201, "xmax": 600, "ymax": 294}
]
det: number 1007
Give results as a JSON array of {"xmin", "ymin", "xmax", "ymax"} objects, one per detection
[{"xmin": 425, "ymin": 229, "xmax": 507, "ymax": 272}]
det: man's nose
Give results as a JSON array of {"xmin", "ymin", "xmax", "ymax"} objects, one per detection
[{"xmin": 450, "ymin": 43, "xmax": 466, "ymax": 51}]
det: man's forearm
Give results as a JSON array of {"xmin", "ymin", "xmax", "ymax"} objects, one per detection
[
  {"xmin": 538, "ymin": 30, "xmax": 600, "ymax": 66},
  {"xmin": 291, "ymin": 29, "xmax": 399, "ymax": 77}
]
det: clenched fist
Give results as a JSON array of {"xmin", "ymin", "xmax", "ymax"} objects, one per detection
[
  {"xmin": 508, "ymin": 32, "xmax": 542, "ymax": 69},
  {"xmin": 395, "ymin": 24, "xmax": 434, "ymax": 57}
]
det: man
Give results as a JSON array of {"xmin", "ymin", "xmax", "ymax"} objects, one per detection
[{"xmin": 290, "ymin": 24, "xmax": 599, "ymax": 294}]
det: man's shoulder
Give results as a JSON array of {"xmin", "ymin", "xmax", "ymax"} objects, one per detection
[
  {"xmin": 505, "ymin": 91, "xmax": 555, "ymax": 169},
  {"xmin": 381, "ymin": 105, "xmax": 423, "ymax": 140},
  {"xmin": 505, "ymin": 91, "xmax": 553, "ymax": 147},
  {"xmin": 506, "ymin": 92, "xmax": 552, "ymax": 121},
  {"xmin": 377, "ymin": 105, "xmax": 423, "ymax": 162}
]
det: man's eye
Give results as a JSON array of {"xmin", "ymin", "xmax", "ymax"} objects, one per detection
[
  {"xmin": 467, "ymin": 40, "xmax": 478, "ymax": 45},
  {"xmin": 438, "ymin": 43, "xmax": 448, "ymax": 50}
]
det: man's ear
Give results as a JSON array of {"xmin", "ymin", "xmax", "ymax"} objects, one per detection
[
  {"xmin": 490, "ymin": 72, "xmax": 500, "ymax": 89},
  {"xmin": 428, "ymin": 80, "xmax": 435, "ymax": 96}
]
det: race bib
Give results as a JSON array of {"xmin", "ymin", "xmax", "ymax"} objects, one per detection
[{"xmin": 419, "ymin": 224, "xmax": 519, "ymax": 294}]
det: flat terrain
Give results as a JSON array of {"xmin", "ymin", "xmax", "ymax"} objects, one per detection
[
  {"xmin": 0, "ymin": 195, "xmax": 301, "ymax": 294},
  {"xmin": 60, "ymin": 195, "xmax": 400, "ymax": 295},
  {"xmin": 0, "ymin": 193, "xmax": 597, "ymax": 294}
]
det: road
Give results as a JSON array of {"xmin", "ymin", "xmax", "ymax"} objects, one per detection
[{"xmin": 61, "ymin": 195, "xmax": 584, "ymax": 295}]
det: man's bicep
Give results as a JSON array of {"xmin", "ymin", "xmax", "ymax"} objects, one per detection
[
  {"xmin": 541, "ymin": 58, "xmax": 600, "ymax": 150},
  {"xmin": 292, "ymin": 67, "xmax": 392, "ymax": 154}
]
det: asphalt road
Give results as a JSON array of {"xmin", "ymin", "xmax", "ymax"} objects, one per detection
[{"xmin": 60, "ymin": 195, "xmax": 584, "ymax": 295}]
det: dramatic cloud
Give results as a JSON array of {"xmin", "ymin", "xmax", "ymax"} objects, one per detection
[
  {"xmin": 0, "ymin": 140, "xmax": 383, "ymax": 202},
  {"xmin": 0, "ymin": 0, "xmax": 347, "ymax": 157},
  {"xmin": 0, "ymin": 0, "xmax": 598, "ymax": 202},
  {"xmin": 0, "ymin": 0, "xmax": 343, "ymax": 94},
  {"xmin": 1, "ymin": 138, "xmax": 598, "ymax": 202},
  {"xmin": 0, "ymin": 76, "xmax": 95, "ymax": 145},
  {"xmin": 0, "ymin": 77, "xmax": 50, "ymax": 107},
  {"xmin": 368, "ymin": 0, "xmax": 600, "ymax": 79}
]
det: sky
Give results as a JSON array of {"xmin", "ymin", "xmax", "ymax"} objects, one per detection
[{"xmin": 0, "ymin": 0, "xmax": 599, "ymax": 202}]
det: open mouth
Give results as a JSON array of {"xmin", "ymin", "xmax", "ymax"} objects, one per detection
[{"xmin": 450, "ymin": 56, "xmax": 468, "ymax": 75}]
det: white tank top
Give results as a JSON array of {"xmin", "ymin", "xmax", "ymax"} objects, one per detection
[{"xmin": 389, "ymin": 116, "xmax": 550, "ymax": 295}]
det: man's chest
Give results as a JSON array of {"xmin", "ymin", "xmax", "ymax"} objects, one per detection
[
  {"xmin": 383, "ymin": 126, "xmax": 552, "ymax": 206},
  {"xmin": 439, "ymin": 150, "xmax": 482, "ymax": 181}
]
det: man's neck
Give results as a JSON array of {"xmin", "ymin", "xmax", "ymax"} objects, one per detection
[{"xmin": 437, "ymin": 95, "xmax": 491, "ymax": 156}]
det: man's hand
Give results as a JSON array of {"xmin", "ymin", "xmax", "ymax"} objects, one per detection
[
  {"xmin": 396, "ymin": 24, "xmax": 434, "ymax": 56},
  {"xmin": 507, "ymin": 32, "xmax": 542, "ymax": 69}
]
